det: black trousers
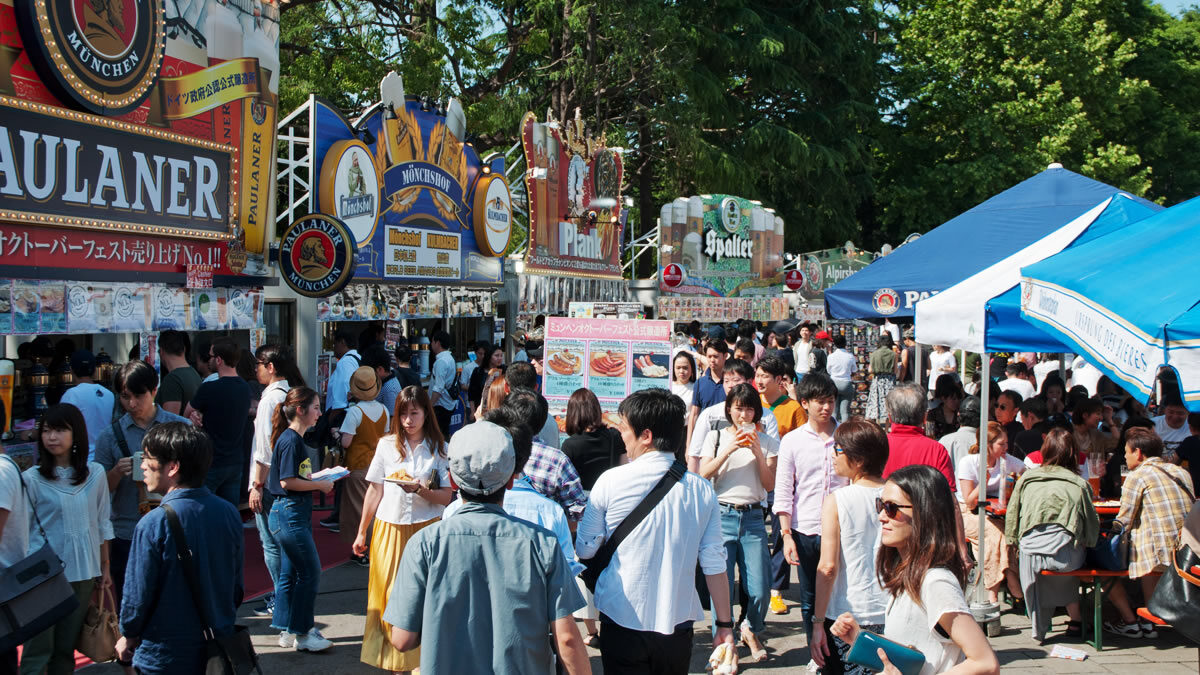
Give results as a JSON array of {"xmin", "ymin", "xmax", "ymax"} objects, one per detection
[
  {"xmin": 434, "ymin": 405, "xmax": 453, "ymax": 439},
  {"xmin": 599, "ymin": 613, "xmax": 693, "ymax": 675}
]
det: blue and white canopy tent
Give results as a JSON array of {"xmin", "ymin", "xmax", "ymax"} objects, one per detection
[
  {"xmin": 825, "ymin": 165, "xmax": 1156, "ymax": 320},
  {"xmin": 1021, "ymin": 195, "xmax": 1200, "ymax": 412}
]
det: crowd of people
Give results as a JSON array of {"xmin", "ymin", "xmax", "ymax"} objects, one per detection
[{"xmin": 1, "ymin": 318, "xmax": 1198, "ymax": 675}]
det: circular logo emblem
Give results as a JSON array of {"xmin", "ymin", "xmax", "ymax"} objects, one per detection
[
  {"xmin": 16, "ymin": 0, "xmax": 167, "ymax": 115},
  {"xmin": 472, "ymin": 174, "xmax": 513, "ymax": 257},
  {"xmin": 278, "ymin": 214, "xmax": 357, "ymax": 298},
  {"xmin": 318, "ymin": 140, "xmax": 381, "ymax": 245},
  {"xmin": 784, "ymin": 269, "xmax": 805, "ymax": 291},
  {"xmin": 662, "ymin": 263, "xmax": 686, "ymax": 289},
  {"xmin": 872, "ymin": 288, "xmax": 900, "ymax": 315},
  {"xmin": 719, "ymin": 197, "xmax": 742, "ymax": 234},
  {"xmin": 803, "ymin": 255, "xmax": 822, "ymax": 293}
]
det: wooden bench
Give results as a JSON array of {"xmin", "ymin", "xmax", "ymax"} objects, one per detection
[{"xmin": 1040, "ymin": 569, "xmax": 1130, "ymax": 651}]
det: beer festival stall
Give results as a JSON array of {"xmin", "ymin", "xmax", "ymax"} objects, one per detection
[
  {"xmin": 512, "ymin": 110, "xmax": 635, "ymax": 346},
  {"xmin": 655, "ymin": 194, "xmax": 791, "ymax": 326},
  {"xmin": 0, "ymin": 0, "xmax": 280, "ymax": 466},
  {"xmin": 275, "ymin": 71, "xmax": 513, "ymax": 413}
]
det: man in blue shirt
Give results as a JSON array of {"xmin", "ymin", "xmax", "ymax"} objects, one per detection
[
  {"xmin": 385, "ymin": 421, "xmax": 589, "ymax": 674},
  {"xmin": 687, "ymin": 338, "xmax": 729, "ymax": 448},
  {"xmin": 428, "ymin": 329, "xmax": 458, "ymax": 438},
  {"xmin": 116, "ymin": 422, "xmax": 243, "ymax": 675}
]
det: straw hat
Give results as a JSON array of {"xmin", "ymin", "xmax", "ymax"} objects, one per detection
[{"xmin": 349, "ymin": 366, "xmax": 380, "ymax": 401}]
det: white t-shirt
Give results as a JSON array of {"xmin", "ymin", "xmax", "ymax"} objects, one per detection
[
  {"xmin": 60, "ymin": 383, "xmax": 115, "ymax": 458},
  {"xmin": 884, "ymin": 568, "xmax": 971, "ymax": 675},
  {"xmin": 928, "ymin": 351, "xmax": 957, "ymax": 392},
  {"xmin": 1032, "ymin": 360, "xmax": 1060, "ymax": 392},
  {"xmin": 997, "ymin": 377, "xmax": 1036, "ymax": 401},
  {"xmin": 700, "ymin": 428, "xmax": 780, "ymax": 505},
  {"xmin": 365, "ymin": 435, "xmax": 450, "ymax": 525},
  {"xmin": 955, "ymin": 453, "xmax": 1025, "ymax": 503},
  {"xmin": 0, "ymin": 457, "xmax": 30, "ymax": 568},
  {"xmin": 340, "ymin": 400, "xmax": 390, "ymax": 436},
  {"xmin": 1070, "ymin": 356, "xmax": 1102, "ymax": 396},
  {"xmin": 670, "ymin": 381, "xmax": 695, "ymax": 409},
  {"xmin": 1153, "ymin": 415, "xmax": 1190, "ymax": 455},
  {"xmin": 827, "ymin": 349, "xmax": 858, "ymax": 381}
]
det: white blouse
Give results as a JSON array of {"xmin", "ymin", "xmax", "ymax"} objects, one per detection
[
  {"xmin": 24, "ymin": 462, "xmax": 114, "ymax": 582},
  {"xmin": 365, "ymin": 435, "xmax": 450, "ymax": 525}
]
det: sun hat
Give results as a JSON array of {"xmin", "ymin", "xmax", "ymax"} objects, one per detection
[{"xmin": 349, "ymin": 365, "xmax": 380, "ymax": 401}]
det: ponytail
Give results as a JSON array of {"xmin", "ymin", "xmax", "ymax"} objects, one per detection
[
  {"xmin": 271, "ymin": 386, "xmax": 318, "ymax": 449},
  {"xmin": 256, "ymin": 344, "xmax": 308, "ymax": 388}
]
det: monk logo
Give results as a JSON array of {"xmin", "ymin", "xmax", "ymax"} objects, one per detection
[
  {"xmin": 720, "ymin": 197, "xmax": 741, "ymax": 234},
  {"xmin": 251, "ymin": 99, "xmax": 268, "ymax": 125},
  {"xmin": 873, "ymin": 288, "xmax": 900, "ymax": 315},
  {"xmin": 319, "ymin": 140, "xmax": 381, "ymax": 245},
  {"xmin": 16, "ymin": 0, "xmax": 167, "ymax": 115},
  {"xmin": 278, "ymin": 214, "xmax": 357, "ymax": 297}
]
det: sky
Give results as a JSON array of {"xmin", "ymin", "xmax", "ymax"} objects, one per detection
[{"xmin": 1156, "ymin": 0, "xmax": 1196, "ymax": 14}]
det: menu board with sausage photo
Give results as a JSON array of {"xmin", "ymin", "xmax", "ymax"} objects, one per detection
[{"xmin": 543, "ymin": 317, "xmax": 672, "ymax": 415}]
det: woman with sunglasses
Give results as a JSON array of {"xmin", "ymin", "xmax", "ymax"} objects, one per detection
[
  {"xmin": 957, "ymin": 422, "xmax": 1025, "ymax": 605},
  {"xmin": 810, "ymin": 419, "xmax": 890, "ymax": 674},
  {"xmin": 831, "ymin": 465, "xmax": 999, "ymax": 675},
  {"xmin": 698, "ymin": 383, "xmax": 779, "ymax": 661}
]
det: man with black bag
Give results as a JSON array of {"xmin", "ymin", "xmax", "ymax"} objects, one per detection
[
  {"xmin": 575, "ymin": 388, "xmax": 736, "ymax": 674},
  {"xmin": 116, "ymin": 423, "xmax": 253, "ymax": 675}
]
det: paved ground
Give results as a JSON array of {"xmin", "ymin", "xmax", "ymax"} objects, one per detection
[{"xmin": 85, "ymin": 561, "xmax": 1200, "ymax": 674}]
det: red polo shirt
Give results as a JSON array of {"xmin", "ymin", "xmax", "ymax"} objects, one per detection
[{"xmin": 884, "ymin": 424, "xmax": 957, "ymax": 492}]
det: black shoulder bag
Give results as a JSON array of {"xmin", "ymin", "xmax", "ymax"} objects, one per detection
[
  {"xmin": 161, "ymin": 504, "xmax": 261, "ymax": 675},
  {"xmin": 579, "ymin": 460, "xmax": 686, "ymax": 593}
]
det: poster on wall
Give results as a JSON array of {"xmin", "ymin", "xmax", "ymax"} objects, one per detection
[
  {"xmin": 0, "ymin": 282, "xmax": 10, "ymax": 334},
  {"xmin": 657, "ymin": 194, "xmax": 785, "ymax": 297},
  {"xmin": 542, "ymin": 317, "xmax": 671, "ymax": 414},
  {"xmin": 38, "ymin": 282, "xmax": 66, "ymax": 333},
  {"xmin": 520, "ymin": 110, "xmax": 625, "ymax": 280},
  {"xmin": 305, "ymin": 71, "xmax": 512, "ymax": 289}
]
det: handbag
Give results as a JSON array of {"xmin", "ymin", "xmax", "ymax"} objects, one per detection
[
  {"xmin": 0, "ymin": 456, "xmax": 81, "ymax": 652},
  {"xmin": 75, "ymin": 585, "xmax": 120, "ymax": 662},
  {"xmin": 844, "ymin": 629, "xmax": 927, "ymax": 675},
  {"xmin": 1147, "ymin": 544, "xmax": 1200, "ymax": 645},
  {"xmin": 162, "ymin": 504, "xmax": 261, "ymax": 675},
  {"xmin": 1086, "ymin": 524, "xmax": 1129, "ymax": 571},
  {"xmin": 579, "ymin": 460, "xmax": 685, "ymax": 593}
]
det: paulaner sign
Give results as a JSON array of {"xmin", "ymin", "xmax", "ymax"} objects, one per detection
[{"xmin": 0, "ymin": 97, "xmax": 234, "ymax": 239}]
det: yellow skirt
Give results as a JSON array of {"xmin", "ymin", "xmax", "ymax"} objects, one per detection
[{"xmin": 360, "ymin": 517, "xmax": 438, "ymax": 672}]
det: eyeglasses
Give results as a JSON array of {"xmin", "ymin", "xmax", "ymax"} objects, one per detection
[
  {"xmin": 255, "ymin": 359, "xmax": 267, "ymax": 367},
  {"xmin": 875, "ymin": 498, "xmax": 914, "ymax": 519},
  {"xmin": 833, "ymin": 445, "xmax": 846, "ymax": 456},
  {"xmin": 996, "ymin": 404, "xmax": 1010, "ymax": 410}
]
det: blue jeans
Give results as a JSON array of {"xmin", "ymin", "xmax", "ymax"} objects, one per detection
[
  {"xmin": 719, "ymin": 504, "xmax": 771, "ymax": 635},
  {"xmin": 269, "ymin": 495, "xmax": 321, "ymax": 634},
  {"xmin": 256, "ymin": 489, "xmax": 281, "ymax": 592},
  {"xmin": 783, "ymin": 530, "xmax": 822, "ymax": 643},
  {"xmin": 205, "ymin": 462, "xmax": 242, "ymax": 507},
  {"xmin": 833, "ymin": 378, "xmax": 854, "ymax": 422}
]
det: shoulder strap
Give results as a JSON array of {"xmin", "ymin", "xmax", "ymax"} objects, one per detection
[
  {"xmin": 3, "ymin": 454, "xmax": 49, "ymax": 541},
  {"xmin": 112, "ymin": 420, "xmax": 132, "ymax": 458},
  {"xmin": 596, "ymin": 460, "xmax": 686, "ymax": 559},
  {"xmin": 162, "ymin": 503, "xmax": 216, "ymax": 639},
  {"xmin": 1150, "ymin": 463, "xmax": 1195, "ymax": 501}
]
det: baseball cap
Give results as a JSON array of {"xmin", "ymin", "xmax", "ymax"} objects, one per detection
[
  {"xmin": 449, "ymin": 421, "xmax": 515, "ymax": 496},
  {"xmin": 772, "ymin": 319, "xmax": 798, "ymax": 336},
  {"xmin": 706, "ymin": 325, "xmax": 724, "ymax": 341},
  {"xmin": 69, "ymin": 349, "xmax": 96, "ymax": 376}
]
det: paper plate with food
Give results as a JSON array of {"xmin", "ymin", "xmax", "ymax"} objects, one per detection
[
  {"xmin": 384, "ymin": 469, "xmax": 421, "ymax": 487},
  {"xmin": 632, "ymin": 354, "xmax": 668, "ymax": 378},
  {"xmin": 589, "ymin": 351, "xmax": 627, "ymax": 377},
  {"xmin": 547, "ymin": 349, "xmax": 583, "ymax": 376}
]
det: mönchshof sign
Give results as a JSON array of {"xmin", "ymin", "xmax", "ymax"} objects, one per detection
[{"xmin": 303, "ymin": 71, "xmax": 511, "ymax": 287}]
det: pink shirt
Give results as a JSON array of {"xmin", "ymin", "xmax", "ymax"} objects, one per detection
[{"xmin": 773, "ymin": 421, "xmax": 847, "ymax": 536}]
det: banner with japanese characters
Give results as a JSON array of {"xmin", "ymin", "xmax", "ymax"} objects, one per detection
[{"xmin": 542, "ymin": 317, "xmax": 672, "ymax": 415}]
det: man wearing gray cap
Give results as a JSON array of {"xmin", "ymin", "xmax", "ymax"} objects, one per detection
[{"xmin": 385, "ymin": 421, "xmax": 590, "ymax": 674}]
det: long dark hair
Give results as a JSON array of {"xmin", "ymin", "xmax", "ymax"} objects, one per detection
[
  {"xmin": 566, "ymin": 388, "xmax": 603, "ymax": 435},
  {"xmin": 37, "ymin": 404, "xmax": 90, "ymax": 485},
  {"xmin": 256, "ymin": 344, "xmax": 306, "ymax": 387},
  {"xmin": 877, "ymin": 465, "xmax": 967, "ymax": 603},
  {"xmin": 390, "ymin": 385, "xmax": 446, "ymax": 458},
  {"xmin": 271, "ymin": 386, "xmax": 319, "ymax": 450}
]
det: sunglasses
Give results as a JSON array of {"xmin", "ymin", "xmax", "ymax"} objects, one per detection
[
  {"xmin": 875, "ymin": 498, "xmax": 914, "ymax": 519},
  {"xmin": 833, "ymin": 445, "xmax": 846, "ymax": 456}
]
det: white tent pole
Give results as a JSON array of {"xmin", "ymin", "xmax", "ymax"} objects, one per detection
[
  {"xmin": 975, "ymin": 354, "xmax": 990, "ymax": 607},
  {"xmin": 915, "ymin": 343, "xmax": 923, "ymax": 390}
]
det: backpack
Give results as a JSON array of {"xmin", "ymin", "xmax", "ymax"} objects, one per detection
[{"xmin": 307, "ymin": 353, "xmax": 360, "ymax": 453}]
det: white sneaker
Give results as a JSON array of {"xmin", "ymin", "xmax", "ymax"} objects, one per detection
[
  {"xmin": 294, "ymin": 628, "xmax": 332, "ymax": 652},
  {"xmin": 278, "ymin": 631, "xmax": 294, "ymax": 648},
  {"xmin": 805, "ymin": 659, "xmax": 822, "ymax": 673}
]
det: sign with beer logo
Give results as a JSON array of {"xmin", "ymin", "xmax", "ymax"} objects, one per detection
[
  {"xmin": 15, "ymin": 0, "xmax": 168, "ymax": 116},
  {"xmin": 662, "ymin": 263, "xmax": 685, "ymax": 289},
  {"xmin": 872, "ymin": 288, "xmax": 900, "ymax": 315},
  {"xmin": 657, "ymin": 194, "xmax": 785, "ymax": 297},
  {"xmin": 318, "ymin": 139, "xmax": 381, "ymax": 245},
  {"xmin": 311, "ymin": 72, "xmax": 508, "ymax": 285},
  {"xmin": 278, "ymin": 214, "xmax": 357, "ymax": 297},
  {"xmin": 784, "ymin": 269, "xmax": 804, "ymax": 291},
  {"xmin": 473, "ymin": 174, "xmax": 513, "ymax": 257}
]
